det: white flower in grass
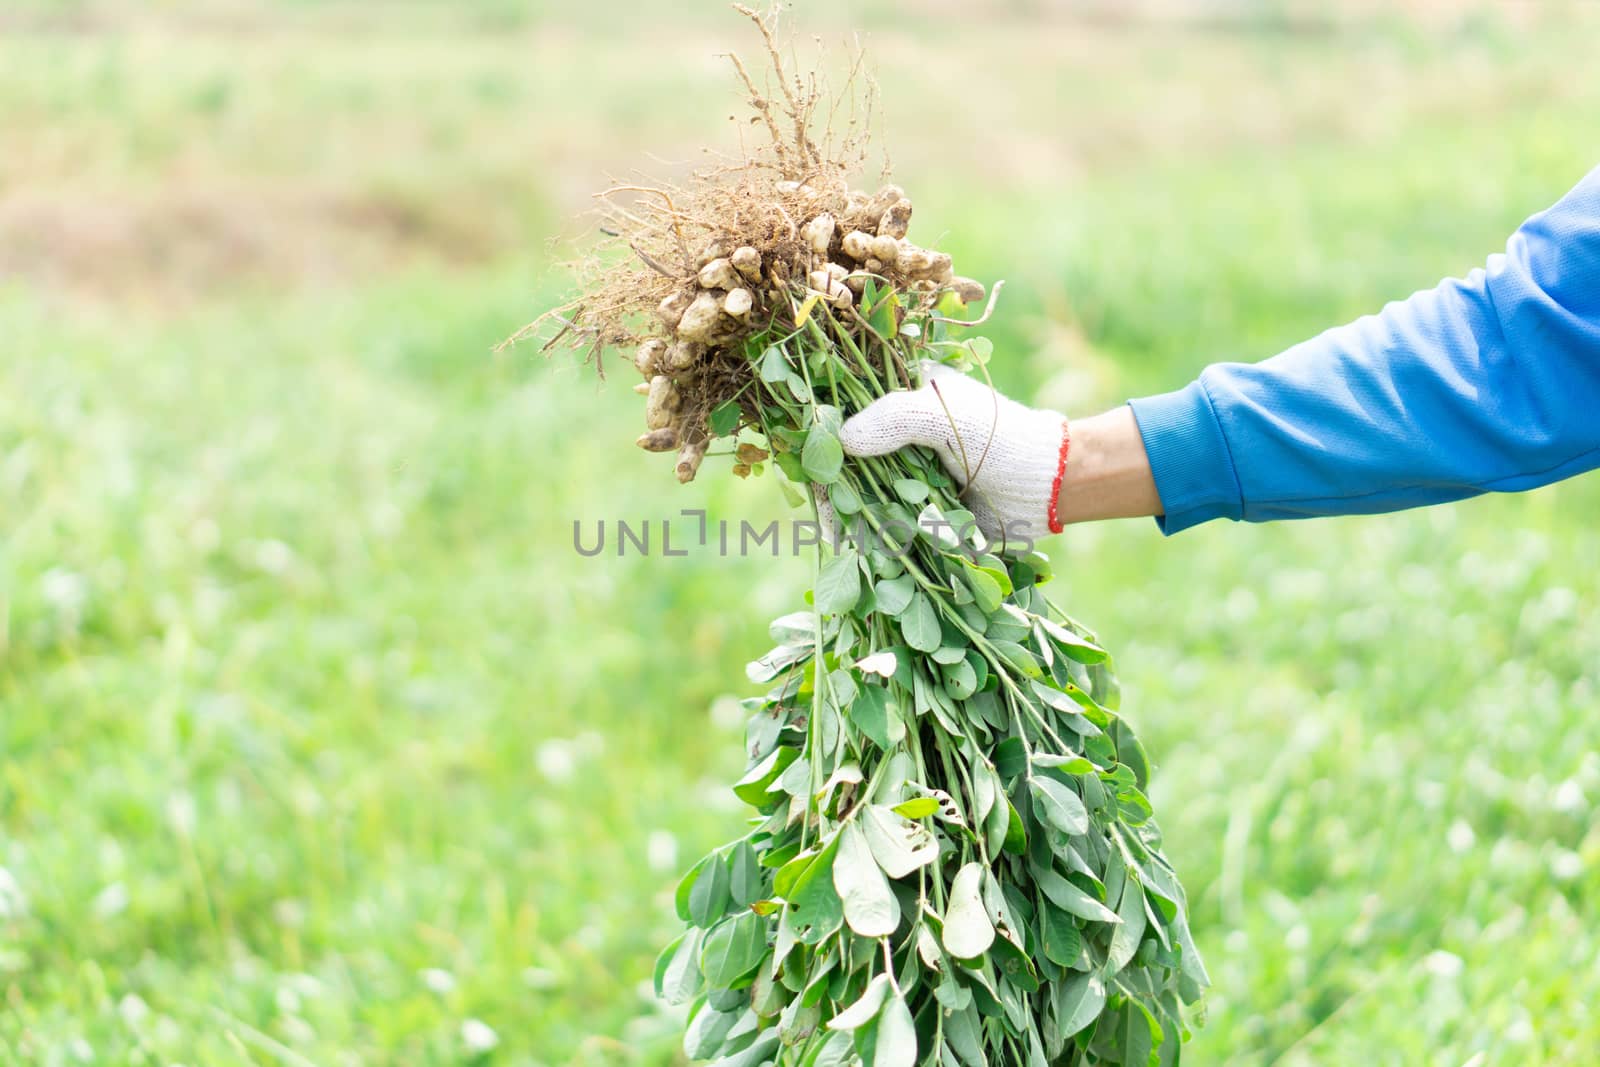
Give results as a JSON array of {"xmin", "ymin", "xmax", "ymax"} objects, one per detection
[
  {"xmin": 118, "ymin": 993, "xmax": 149, "ymax": 1027},
  {"xmin": 1550, "ymin": 779, "xmax": 1586, "ymax": 814},
  {"xmin": 421, "ymin": 968, "xmax": 457, "ymax": 995},
  {"xmin": 461, "ymin": 1018, "xmax": 499, "ymax": 1054},
  {"xmin": 646, "ymin": 831, "xmax": 678, "ymax": 872},
  {"xmin": 92, "ymin": 882, "xmax": 129, "ymax": 919},
  {"xmin": 536, "ymin": 739, "xmax": 576, "ymax": 783},
  {"xmin": 1446, "ymin": 819, "xmax": 1476, "ymax": 854},
  {"xmin": 1549, "ymin": 848, "xmax": 1583, "ymax": 881},
  {"xmin": 252, "ymin": 539, "xmax": 295, "ymax": 575},
  {"xmin": 0, "ymin": 868, "xmax": 26, "ymax": 919},
  {"xmin": 1422, "ymin": 950, "xmax": 1463, "ymax": 980}
]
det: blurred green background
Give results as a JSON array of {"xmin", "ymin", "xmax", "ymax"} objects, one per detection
[{"xmin": 2, "ymin": 1, "xmax": 1598, "ymax": 1064}]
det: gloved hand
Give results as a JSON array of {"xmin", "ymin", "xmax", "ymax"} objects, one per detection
[{"xmin": 837, "ymin": 361, "xmax": 1070, "ymax": 544}]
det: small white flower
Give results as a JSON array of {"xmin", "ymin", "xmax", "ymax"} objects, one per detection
[
  {"xmin": 0, "ymin": 867, "xmax": 27, "ymax": 920},
  {"xmin": 421, "ymin": 968, "xmax": 457, "ymax": 995},
  {"xmin": 253, "ymin": 539, "xmax": 295, "ymax": 575},
  {"xmin": 1446, "ymin": 819, "xmax": 1476, "ymax": 854},
  {"xmin": 275, "ymin": 986, "xmax": 302, "ymax": 1016},
  {"xmin": 522, "ymin": 967, "xmax": 559, "ymax": 990},
  {"xmin": 536, "ymin": 740, "xmax": 576, "ymax": 783},
  {"xmin": 41, "ymin": 568, "xmax": 89, "ymax": 614},
  {"xmin": 67, "ymin": 1037, "xmax": 94, "ymax": 1063},
  {"xmin": 461, "ymin": 1018, "xmax": 499, "ymax": 1054},
  {"xmin": 166, "ymin": 792, "xmax": 197, "ymax": 836},
  {"xmin": 118, "ymin": 993, "xmax": 150, "ymax": 1027},
  {"xmin": 1550, "ymin": 779, "xmax": 1587, "ymax": 815},
  {"xmin": 273, "ymin": 898, "xmax": 307, "ymax": 929},
  {"xmin": 646, "ymin": 831, "xmax": 678, "ymax": 872},
  {"xmin": 1284, "ymin": 924, "xmax": 1310, "ymax": 952},
  {"xmin": 1549, "ymin": 848, "xmax": 1583, "ymax": 881},
  {"xmin": 286, "ymin": 973, "xmax": 323, "ymax": 998},
  {"xmin": 92, "ymin": 882, "xmax": 129, "ymax": 920},
  {"xmin": 1422, "ymin": 950, "xmax": 1463, "ymax": 979}
]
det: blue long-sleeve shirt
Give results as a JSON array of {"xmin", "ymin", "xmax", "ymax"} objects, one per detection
[{"xmin": 1128, "ymin": 166, "xmax": 1600, "ymax": 535}]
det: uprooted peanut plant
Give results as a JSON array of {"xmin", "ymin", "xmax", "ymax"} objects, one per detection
[{"xmin": 512, "ymin": 7, "xmax": 1207, "ymax": 1064}]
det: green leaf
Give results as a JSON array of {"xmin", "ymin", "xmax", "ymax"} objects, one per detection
[
  {"xmin": 1030, "ymin": 777, "xmax": 1090, "ymax": 836},
  {"xmin": 962, "ymin": 563, "xmax": 1004, "ymax": 615},
  {"xmin": 850, "ymin": 685, "xmax": 903, "ymax": 750},
  {"xmin": 829, "ymin": 479, "xmax": 863, "ymax": 515},
  {"xmin": 942, "ymin": 862, "xmax": 995, "ymax": 960},
  {"xmin": 900, "ymin": 592, "xmax": 941, "ymax": 653},
  {"xmin": 806, "ymin": 1029, "xmax": 855, "ymax": 1067},
  {"xmin": 759, "ymin": 345, "xmax": 790, "ymax": 383},
  {"xmin": 890, "ymin": 796, "xmax": 940, "ymax": 820},
  {"xmin": 867, "ymin": 287, "xmax": 897, "ymax": 337},
  {"xmin": 826, "ymin": 973, "xmax": 889, "ymax": 1032},
  {"xmin": 992, "ymin": 640, "xmax": 1042, "ymax": 677},
  {"xmin": 874, "ymin": 992, "xmax": 918, "ymax": 1067},
  {"xmin": 1003, "ymin": 799, "xmax": 1027, "ymax": 855},
  {"xmin": 892, "ymin": 478, "xmax": 929, "ymax": 504},
  {"xmin": 802, "ymin": 423, "xmax": 844, "ymax": 484},
  {"xmin": 683, "ymin": 1003, "xmax": 739, "ymax": 1059},
  {"xmin": 1033, "ymin": 752, "xmax": 1095, "ymax": 775},
  {"xmin": 815, "ymin": 550, "xmax": 862, "ymax": 615},
  {"xmin": 1037, "ymin": 615, "xmax": 1109, "ymax": 664},
  {"xmin": 833, "ymin": 822, "xmax": 899, "ymax": 937},
  {"xmin": 1119, "ymin": 1001, "xmax": 1156, "ymax": 1067},
  {"xmin": 917, "ymin": 502, "xmax": 962, "ymax": 550},
  {"xmin": 730, "ymin": 841, "xmax": 764, "ymax": 908},
  {"xmin": 688, "ymin": 851, "xmax": 732, "ymax": 927},
  {"xmin": 1106, "ymin": 872, "xmax": 1149, "ymax": 975},
  {"xmin": 1038, "ymin": 869, "xmax": 1121, "ymax": 925},
  {"xmin": 873, "ymin": 575, "xmax": 915, "ymax": 616},
  {"xmin": 1052, "ymin": 972, "xmax": 1106, "ymax": 1039},
  {"xmin": 1040, "ymin": 905, "xmax": 1082, "ymax": 967},
  {"xmin": 655, "ymin": 928, "xmax": 704, "ymax": 1006},
  {"xmin": 993, "ymin": 737, "xmax": 1028, "ymax": 780},
  {"xmin": 787, "ymin": 837, "xmax": 844, "ymax": 944},
  {"xmin": 701, "ymin": 910, "xmax": 768, "ymax": 988},
  {"xmin": 675, "ymin": 856, "xmax": 707, "ymax": 923},
  {"xmin": 708, "ymin": 400, "xmax": 742, "ymax": 436},
  {"xmin": 774, "ymin": 450, "xmax": 806, "ymax": 485},
  {"xmin": 733, "ymin": 746, "xmax": 800, "ymax": 807},
  {"xmin": 717, "ymin": 1032, "xmax": 781, "ymax": 1067},
  {"xmin": 942, "ymin": 657, "xmax": 978, "ymax": 700},
  {"xmin": 860, "ymin": 804, "xmax": 938, "ymax": 878},
  {"xmin": 774, "ymin": 848, "xmax": 819, "ymax": 900},
  {"xmin": 813, "ymin": 403, "xmax": 844, "ymax": 435}
]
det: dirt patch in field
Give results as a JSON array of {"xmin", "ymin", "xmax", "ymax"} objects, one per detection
[{"xmin": 0, "ymin": 181, "xmax": 516, "ymax": 306}]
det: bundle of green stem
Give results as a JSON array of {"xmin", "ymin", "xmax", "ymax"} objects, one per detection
[
  {"xmin": 659, "ymin": 307, "xmax": 1209, "ymax": 1067},
  {"xmin": 513, "ymin": 8, "xmax": 1206, "ymax": 1063}
]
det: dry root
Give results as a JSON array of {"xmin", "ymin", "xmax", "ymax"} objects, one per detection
[{"xmin": 506, "ymin": 4, "xmax": 990, "ymax": 482}]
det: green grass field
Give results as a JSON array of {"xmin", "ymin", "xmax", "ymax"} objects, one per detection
[{"xmin": 3, "ymin": 3, "xmax": 1598, "ymax": 1064}]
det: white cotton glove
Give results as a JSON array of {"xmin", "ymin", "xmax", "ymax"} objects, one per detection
[{"xmin": 838, "ymin": 361, "xmax": 1070, "ymax": 545}]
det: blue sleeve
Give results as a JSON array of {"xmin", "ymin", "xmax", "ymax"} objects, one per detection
[{"xmin": 1127, "ymin": 165, "xmax": 1600, "ymax": 535}]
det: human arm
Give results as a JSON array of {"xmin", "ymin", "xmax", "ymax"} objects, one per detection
[
  {"xmin": 1130, "ymin": 165, "xmax": 1600, "ymax": 533},
  {"xmin": 842, "ymin": 166, "xmax": 1600, "ymax": 538}
]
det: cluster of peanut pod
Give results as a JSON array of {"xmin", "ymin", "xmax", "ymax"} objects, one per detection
[{"xmin": 630, "ymin": 182, "xmax": 985, "ymax": 483}]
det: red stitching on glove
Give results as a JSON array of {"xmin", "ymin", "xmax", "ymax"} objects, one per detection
[{"xmin": 1046, "ymin": 419, "xmax": 1071, "ymax": 535}]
